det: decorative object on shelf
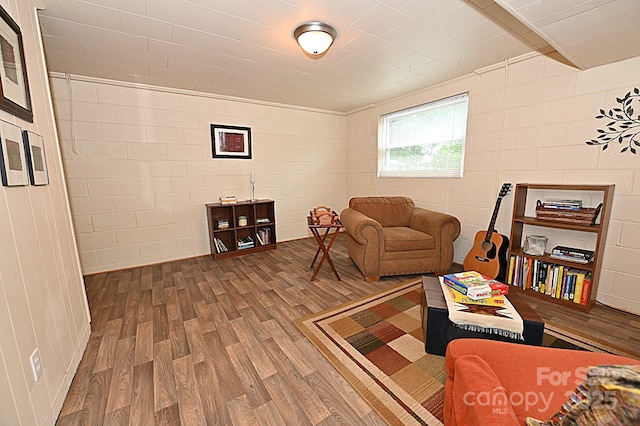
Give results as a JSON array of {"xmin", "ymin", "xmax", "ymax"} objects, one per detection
[
  {"xmin": 211, "ymin": 124, "xmax": 251, "ymax": 159},
  {"xmin": 249, "ymin": 169, "xmax": 256, "ymax": 201},
  {"xmin": 217, "ymin": 219, "xmax": 229, "ymax": 229},
  {"xmin": 0, "ymin": 6, "xmax": 32, "ymax": 123},
  {"xmin": 310, "ymin": 206, "xmax": 338, "ymax": 225},
  {"xmin": 536, "ymin": 200, "xmax": 602, "ymax": 225},
  {"xmin": 293, "ymin": 21, "xmax": 337, "ymax": 56},
  {"xmin": 22, "ymin": 130, "xmax": 48, "ymax": 185},
  {"xmin": 586, "ymin": 87, "xmax": 639, "ymax": 154},
  {"xmin": 237, "ymin": 215, "xmax": 247, "ymax": 227},
  {"xmin": 0, "ymin": 119, "xmax": 27, "ymax": 186},
  {"xmin": 523, "ymin": 235, "xmax": 548, "ymax": 256}
]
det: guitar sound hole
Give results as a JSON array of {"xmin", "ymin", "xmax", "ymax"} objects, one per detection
[{"xmin": 481, "ymin": 241, "xmax": 493, "ymax": 251}]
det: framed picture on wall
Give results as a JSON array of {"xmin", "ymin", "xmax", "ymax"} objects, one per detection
[
  {"xmin": 211, "ymin": 124, "xmax": 252, "ymax": 159},
  {"xmin": 0, "ymin": 119, "xmax": 27, "ymax": 186},
  {"xmin": 22, "ymin": 130, "xmax": 48, "ymax": 185},
  {"xmin": 0, "ymin": 6, "xmax": 32, "ymax": 123}
]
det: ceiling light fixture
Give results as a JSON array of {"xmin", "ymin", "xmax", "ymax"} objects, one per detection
[{"xmin": 294, "ymin": 22, "xmax": 337, "ymax": 56}]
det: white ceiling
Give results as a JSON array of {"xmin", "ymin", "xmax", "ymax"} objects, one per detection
[{"xmin": 37, "ymin": 0, "xmax": 640, "ymax": 112}]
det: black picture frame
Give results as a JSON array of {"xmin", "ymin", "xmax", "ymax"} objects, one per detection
[
  {"xmin": 22, "ymin": 130, "xmax": 48, "ymax": 185},
  {"xmin": 0, "ymin": 6, "xmax": 32, "ymax": 123},
  {"xmin": 211, "ymin": 124, "xmax": 252, "ymax": 159},
  {"xmin": 0, "ymin": 119, "xmax": 27, "ymax": 186}
]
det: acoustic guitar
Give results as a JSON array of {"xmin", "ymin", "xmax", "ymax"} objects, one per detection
[{"xmin": 463, "ymin": 183, "xmax": 512, "ymax": 282}]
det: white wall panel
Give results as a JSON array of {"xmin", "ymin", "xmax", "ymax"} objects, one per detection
[
  {"xmin": 51, "ymin": 77, "xmax": 347, "ymax": 274},
  {"xmin": 346, "ymin": 53, "xmax": 640, "ymax": 315}
]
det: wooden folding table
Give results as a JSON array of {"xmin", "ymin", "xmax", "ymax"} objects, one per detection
[{"xmin": 307, "ymin": 216, "xmax": 344, "ymax": 281}]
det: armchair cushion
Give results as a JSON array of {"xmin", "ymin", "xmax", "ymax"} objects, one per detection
[
  {"xmin": 384, "ymin": 227, "xmax": 435, "ymax": 252},
  {"xmin": 348, "ymin": 196, "xmax": 414, "ymax": 227}
]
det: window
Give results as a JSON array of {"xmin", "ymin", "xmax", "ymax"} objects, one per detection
[{"xmin": 378, "ymin": 93, "xmax": 469, "ymax": 178}]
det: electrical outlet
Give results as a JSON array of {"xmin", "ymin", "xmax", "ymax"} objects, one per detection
[{"xmin": 30, "ymin": 349, "xmax": 42, "ymax": 382}]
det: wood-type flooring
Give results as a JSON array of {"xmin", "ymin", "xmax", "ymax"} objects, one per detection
[{"xmin": 56, "ymin": 234, "xmax": 640, "ymax": 425}]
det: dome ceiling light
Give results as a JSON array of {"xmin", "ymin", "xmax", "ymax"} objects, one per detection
[{"xmin": 294, "ymin": 22, "xmax": 337, "ymax": 56}]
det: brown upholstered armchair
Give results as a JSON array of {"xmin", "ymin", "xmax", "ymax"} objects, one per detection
[{"xmin": 341, "ymin": 196, "xmax": 461, "ymax": 282}]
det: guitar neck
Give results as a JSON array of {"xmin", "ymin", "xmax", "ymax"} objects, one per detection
[{"xmin": 484, "ymin": 197, "xmax": 503, "ymax": 241}]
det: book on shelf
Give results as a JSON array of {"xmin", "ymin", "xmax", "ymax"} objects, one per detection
[
  {"xmin": 508, "ymin": 254, "xmax": 589, "ymax": 305},
  {"xmin": 213, "ymin": 238, "xmax": 229, "ymax": 253},
  {"xmin": 220, "ymin": 195, "xmax": 237, "ymax": 204},
  {"xmin": 256, "ymin": 218, "xmax": 270, "ymax": 224},
  {"xmin": 237, "ymin": 236, "xmax": 255, "ymax": 249},
  {"xmin": 549, "ymin": 253, "xmax": 592, "ymax": 264},
  {"xmin": 541, "ymin": 199, "xmax": 583, "ymax": 209},
  {"xmin": 256, "ymin": 228, "xmax": 272, "ymax": 245},
  {"xmin": 573, "ymin": 272, "xmax": 585, "ymax": 304},
  {"xmin": 551, "ymin": 246, "xmax": 594, "ymax": 259},
  {"xmin": 580, "ymin": 273, "xmax": 591, "ymax": 305},
  {"xmin": 442, "ymin": 271, "xmax": 509, "ymax": 300}
]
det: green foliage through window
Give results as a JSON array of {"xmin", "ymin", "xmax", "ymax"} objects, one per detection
[{"xmin": 378, "ymin": 93, "xmax": 468, "ymax": 178}]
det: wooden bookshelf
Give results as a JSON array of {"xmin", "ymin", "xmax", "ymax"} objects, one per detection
[
  {"xmin": 508, "ymin": 184, "xmax": 614, "ymax": 313},
  {"xmin": 206, "ymin": 199, "xmax": 276, "ymax": 260}
]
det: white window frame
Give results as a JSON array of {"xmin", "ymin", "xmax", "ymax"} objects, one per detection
[{"xmin": 377, "ymin": 92, "xmax": 469, "ymax": 178}]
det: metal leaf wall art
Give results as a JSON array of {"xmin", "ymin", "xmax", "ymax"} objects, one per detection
[{"xmin": 586, "ymin": 87, "xmax": 640, "ymax": 155}]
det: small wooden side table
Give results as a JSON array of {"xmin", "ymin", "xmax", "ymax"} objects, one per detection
[{"xmin": 307, "ymin": 216, "xmax": 344, "ymax": 281}]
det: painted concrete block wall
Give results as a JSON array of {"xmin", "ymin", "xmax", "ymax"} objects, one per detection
[
  {"xmin": 0, "ymin": 0, "xmax": 90, "ymax": 424},
  {"xmin": 346, "ymin": 53, "xmax": 640, "ymax": 315},
  {"xmin": 49, "ymin": 76, "xmax": 347, "ymax": 274}
]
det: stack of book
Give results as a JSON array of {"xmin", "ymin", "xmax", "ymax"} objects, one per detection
[
  {"xmin": 237, "ymin": 236, "xmax": 255, "ymax": 250},
  {"xmin": 549, "ymin": 246, "xmax": 594, "ymax": 264},
  {"xmin": 220, "ymin": 195, "xmax": 237, "ymax": 204},
  {"xmin": 541, "ymin": 199, "xmax": 583, "ymax": 210},
  {"xmin": 443, "ymin": 271, "xmax": 509, "ymax": 306}
]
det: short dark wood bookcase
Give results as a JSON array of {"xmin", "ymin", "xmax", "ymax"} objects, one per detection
[
  {"xmin": 206, "ymin": 199, "xmax": 276, "ymax": 260},
  {"xmin": 508, "ymin": 183, "xmax": 614, "ymax": 313}
]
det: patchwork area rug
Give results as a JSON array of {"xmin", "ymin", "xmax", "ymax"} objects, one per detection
[
  {"xmin": 295, "ymin": 279, "xmax": 594, "ymax": 426},
  {"xmin": 296, "ymin": 280, "xmax": 446, "ymax": 425}
]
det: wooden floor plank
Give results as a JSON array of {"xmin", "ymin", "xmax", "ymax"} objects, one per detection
[
  {"xmin": 56, "ymin": 235, "xmax": 640, "ymax": 425},
  {"xmin": 133, "ymin": 321, "xmax": 154, "ymax": 366},
  {"xmin": 226, "ymin": 395, "xmax": 258, "ymax": 426},
  {"xmin": 173, "ymin": 355, "xmax": 207, "ymax": 425},
  {"xmin": 105, "ymin": 336, "xmax": 135, "ymax": 413},
  {"xmin": 225, "ymin": 342, "xmax": 272, "ymax": 408},
  {"xmin": 130, "ymin": 361, "xmax": 154, "ymax": 425},
  {"xmin": 153, "ymin": 340, "xmax": 177, "ymax": 412},
  {"xmin": 94, "ymin": 318, "xmax": 123, "ymax": 373},
  {"xmin": 194, "ymin": 359, "xmax": 233, "ymax": 425}
]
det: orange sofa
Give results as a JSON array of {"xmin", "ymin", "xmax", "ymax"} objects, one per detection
[{"xmin": 444, "ymin": 338, "xmax": 639, "ymax": 425}]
